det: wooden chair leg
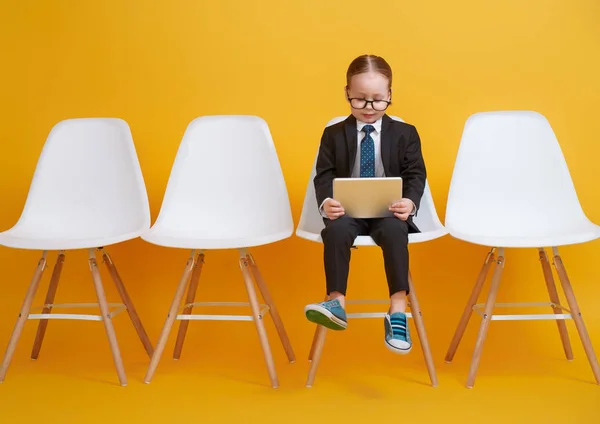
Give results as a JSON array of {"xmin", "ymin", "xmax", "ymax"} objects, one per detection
[
  {"xmin": 31, "ymin": 252, "xmax": 65, "ymax": 360},
  {"xmin": 539, "ymin": 248, "xmax": 573, "ymax": 360},
  {"xmin": 239, "ymin": 254, "xmax": 279, "ymax": 388},
  {"xmin": 88, "ymin": 249, "xmax": 127, "ymax": 386},
  {"xmin": 173, "ymin": 252, "xmax": 204, "ymax": 360},
  {"xmin": 408, "ymin": 271, "xmax": 438, "ymax": 387},
  {"xmin": 445, "ymin": 248, "xmax": 495, "ymax": 363},
  {"xmin": 466, "ymin": 248, "xmax": 505, "ymax": 388},
  {"xmin": 308, "ymin": 325, "xmax": 326, "ymax": 362},
  {"xmin": 101, "ymin": 250, "xmax": 154, "ymax": 358},
  {"xmin": 247, "ymin": 253, "xmax": 296, "ymax": 363},
  {"xmin": 0, "ymin": 252, "xmax": 48, "ymax": 382},
  {"xmin": 308, "ymin": 295, "xmax": 329, "ymax": 362},
  {"xmin": 306, "ymin": 325, "xmax": 327, "ymax": 387},
  {"xmin": 552, "ymin": 250, "xmax": 600, "ymax": 384},
  {"xmin": 144, "ymin": 253, "xmax": 195, "ymax": 384}
]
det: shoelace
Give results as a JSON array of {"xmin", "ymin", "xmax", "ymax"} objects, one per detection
[
  {"xmin": 390, "ymin": 315, "xmax": 408, "ymax": 341},
  {"xmin": 323, "ymin": 300, "xmax": 341, "ymax": 309}
]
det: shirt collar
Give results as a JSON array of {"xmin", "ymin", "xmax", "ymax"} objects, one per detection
[{"xmin": 356, "ymin": 117, "xmax": 382, "ymax": 133}]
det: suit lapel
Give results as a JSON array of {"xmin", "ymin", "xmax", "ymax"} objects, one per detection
[
  {"xmin": 381, "ymin": 114, "xmax": 394, "ymax": 175},
  {"xmin": 344, "ymin": 115, "xmax": 358, "ymax": 174}
]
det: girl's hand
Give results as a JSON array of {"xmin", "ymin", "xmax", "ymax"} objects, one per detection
[
  {"xmin": 389, "ymin": 199, "xmax": 414, "ymax": 221},
  {"xmin": 324, "ymin": 199, "xmax": 345, "ymax": 220}
]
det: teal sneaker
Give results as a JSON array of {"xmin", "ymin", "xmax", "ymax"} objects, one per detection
[
  {"xmin": 384, "ymin": 311, "xmax": 412, "ymax": 354},
  {"xmin": 304, "ymin": 299, "xmax": 347, "ymax": 330}
]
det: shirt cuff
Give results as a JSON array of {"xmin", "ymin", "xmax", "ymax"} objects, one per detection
[
  {"xmin": 319, "ymin": 198, "xmax": 330, "ymax": 218},
  {"xmin": 408, "ymin": 199, "xmax": 417, "ymax": 216}
]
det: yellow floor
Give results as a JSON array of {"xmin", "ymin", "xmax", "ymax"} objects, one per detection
[{"xmin": 0, "ymin": 318, "xmax": 598, "ymax": 423}]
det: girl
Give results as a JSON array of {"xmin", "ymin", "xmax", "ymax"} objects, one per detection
[{"xmin": 304, "ymin": 54, "xmax": 427, "ymax": 354}]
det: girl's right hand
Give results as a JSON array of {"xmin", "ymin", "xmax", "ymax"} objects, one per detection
[{"xmin": 324, "ymin": 198, "xmax": 345, "ymax": 220}]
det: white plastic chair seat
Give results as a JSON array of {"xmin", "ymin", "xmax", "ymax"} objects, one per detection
[
  {"xmin": 0, "ymin": 232, "xmax": 146, "ymax": 251},
  {"xmin": 141, "ymin": 115, "xmax": 293, "ymax": 250},
  {"xmin": 295, "ymin": 218, "xmax": 448, "ymax": 246},
  {"xmin": 295, "ymin": 232, "xmax": 449, "ymax": 245},
  {"xmin": 448, "ymin": 221, "xmax": 600, "ymax": 248},
  {"xmin": 445, "ymin": 111, "xmax": 600, "ymax": 248},
  {"xmin": 0, "ymin": 118, "xmax": 150, "ymax": 251},
  {"xmin": 295, "ymin": 115, "xmax": 447, "ymax": 246},
  {"xmin": 141, "ymin": 227, "xmax": 292, "ymax": 250}
]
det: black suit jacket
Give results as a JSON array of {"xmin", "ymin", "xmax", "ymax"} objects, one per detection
[{"xmin": 313, "ymin": 114, "xmax": 427, "ymax": 232}]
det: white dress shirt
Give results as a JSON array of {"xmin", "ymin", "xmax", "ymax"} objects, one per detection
[{"xmin": 319, "ymin": 117, "xmax": 416, "ymax": 218}]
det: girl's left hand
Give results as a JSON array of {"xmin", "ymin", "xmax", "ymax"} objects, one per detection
[{"xmin": 389, "ymin": 199, "xmax": 414, "ymax": 221}]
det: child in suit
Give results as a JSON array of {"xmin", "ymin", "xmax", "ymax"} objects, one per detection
[{"xmin": 304, "ymin": 54, "xmax": 427, "ymax": 354}]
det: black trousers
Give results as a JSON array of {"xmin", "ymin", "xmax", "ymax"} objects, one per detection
[{"xmin": 321, "ymin": 216, "xmax": 411, "ymax": 297}]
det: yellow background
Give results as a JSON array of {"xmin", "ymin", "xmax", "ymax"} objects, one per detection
[{"xmin": 1, "ymin": 0, "xmax": 599, "ymax": 422}]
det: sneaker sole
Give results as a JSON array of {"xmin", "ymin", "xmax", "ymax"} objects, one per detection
[
  {"xmin": 304, "ymin": 305, "xmax": 347, "ymax": 331},
  {"xmin": 384, "ymin": 339, "xmax": 412, "ymax": 355}
]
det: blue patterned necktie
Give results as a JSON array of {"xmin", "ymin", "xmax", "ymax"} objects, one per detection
[{"xmin": 360, "ymin": 124, "xmax": 375, "ymax": 178}]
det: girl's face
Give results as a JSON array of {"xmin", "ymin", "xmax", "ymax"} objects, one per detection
[{"xmin": 346, "ymin": 71, "xmax": 391, "ymax": 124}]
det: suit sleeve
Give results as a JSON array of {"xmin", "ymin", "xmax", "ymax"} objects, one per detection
[
  {"xmin": 313, "ymin": 127, "xmax": 336, "ymax": 207},
  {"xmin": 402, "ymin": 126, "xmax": 427, "ymax": 212}
]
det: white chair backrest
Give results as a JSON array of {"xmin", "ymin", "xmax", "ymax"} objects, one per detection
[
  {"xmin": 445, "ymin": 111, "xmax": 589, "ymax": 238},
  {"xmin": 296, "ymin": 115, "xmax": 443, "ymax": 238},
  {"xmin": 151, "ymin": 115, "xmax": 293, "ymax": 241},
  {"xmin": 10, "ymin": 118, "xmax": 150, "ymax": 239}
]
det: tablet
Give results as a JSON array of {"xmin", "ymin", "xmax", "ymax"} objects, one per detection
[{"xmin": 333, "ymin": 177, "xmax": 403, "ymax": 219}]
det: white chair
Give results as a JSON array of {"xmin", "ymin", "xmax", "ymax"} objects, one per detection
[
  {"xmin": 297, "ymin": 115, "xmax": 445, "ymax": 387},
  {"xmin": 0, "ymin": 118, "xmax": 153, "ymax": 386},
  {"xmin": 142, "ymin": 115, "xmax": 295, "ymax": 388},
  {"xmin": 443, "ymin": 110, "xmax": 600, "ymax": 388}
]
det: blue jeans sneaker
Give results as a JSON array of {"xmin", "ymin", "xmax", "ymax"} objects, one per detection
[
  {"xmin": 304, "ymin": 299, "xmax": 347, "ymax": 330},
  {"xmin": 384, "ymin": 311, "xmax": 412, "ymax": 354}
]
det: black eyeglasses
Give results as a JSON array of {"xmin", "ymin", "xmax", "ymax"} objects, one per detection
[
  {"xmin": 347, "ymin": 97, "xmax": 391, "ymax": 111},
  {"xmin": 346, "ymin": 88, "xmax": 392, "ymax": 111}
]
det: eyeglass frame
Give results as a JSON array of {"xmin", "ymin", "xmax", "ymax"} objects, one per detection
[{"xmin": 345, "ymin": 88, "xmax": 393, "ymax": 111}]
